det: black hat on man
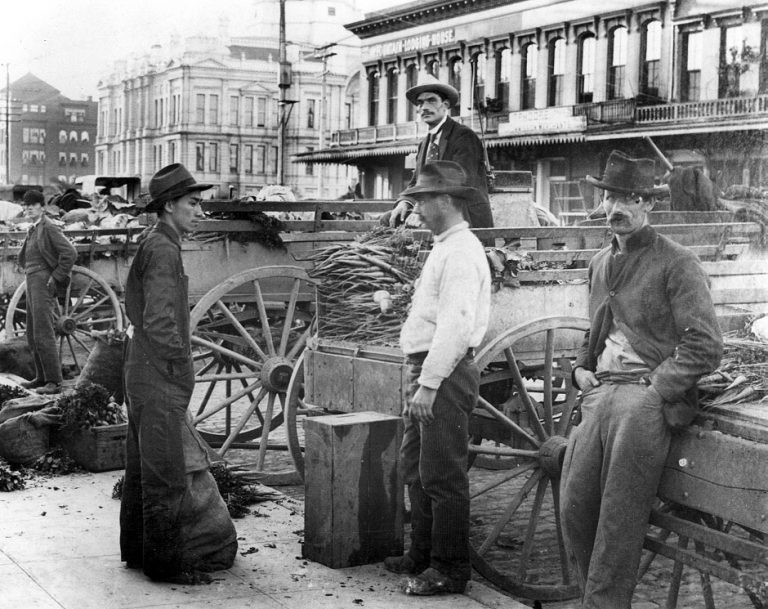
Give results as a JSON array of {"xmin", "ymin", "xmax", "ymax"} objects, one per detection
[
  {"xmin": 585, "ymin": 151, "xmax": 667, "ymax": 196},
  {"xmin": 22, "ymin": 190, "xmax": 45, "ymax": 205},
  {"xmin": 146, "ymin": 163, "xmax": 212, "ymax": 212},
  {"xmin": 400, "ymin": 160, "xmax": 480, "ymax": 202}
]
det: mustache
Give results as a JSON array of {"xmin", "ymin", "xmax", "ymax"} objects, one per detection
[{"xmin": 609, "ymin": 213, "xmax": 628, "ymax": 222}]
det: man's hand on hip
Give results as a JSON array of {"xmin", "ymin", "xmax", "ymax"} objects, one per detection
[
  {"xmin": 574, "ymin": 367, "xmax": 601, "ymax": 391},
  {"xmin": 409, "ymin": 385, "xmax": 437, "ymax": 425}
]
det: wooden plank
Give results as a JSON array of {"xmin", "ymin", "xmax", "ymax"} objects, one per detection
[
  {"xmin": 701, "ymin": 402, "xmax": 768, "ymax": 444},
  {"xmin": 703, "ymin": 259, "xmax": 768, "ymax": 276},
  {"xmin": 202, "ymin": 200, "xmax": 394, "ymax": 213},
  {"xmin": 518, "ymin": 269, "xmax": 587, "ymax": 282},
  {"xmin": 523, "ymin": 243, "xmax": 749, "ymax": 265},
  {"xmin": 353, "ymin": 357, "xmax": 405, "ymax": 416},
  {"xmin": 710, "ymin": 287, "xmax": 768, "ymax": 305},
  {"xmin": 659, "ymin": 425, "xmax": 768, "ymax": 533}
]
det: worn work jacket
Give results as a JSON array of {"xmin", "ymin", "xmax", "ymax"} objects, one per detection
[
  {"xmin": 18, "ymin": 215, "xmax": 77, "ymax": 284},
  {"xmin": 125, "ymin": 222, "xmax": 191, "ymax": 370},
  {"xmin": 575, "ymin": 225, "xmax": 723, "ymax": 405}
]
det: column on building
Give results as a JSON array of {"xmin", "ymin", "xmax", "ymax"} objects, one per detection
[
  {"xmin": 534, "ymin": 32, "xmax": 549, "ymax": 109},
  {"xmin": 564, "ymin": 26, "xmax": 579, "ymax": 105},
  {"xmin": 625, "ymin": 12, "xmax": 642, "ymax": 100},
  {"xmin": 376, "ymin": 62, "xmax": 388, "ymax": 126},
  {"xmin": 658, "ymin": 6, "xmax": 674, "ymax": 101},
  {"xmin": 486, "ymin": 46, "xmax": 498, "ymax": 100},
  {"xmin": 593, "ymin": 18, "xmax": 609, "ymax": 103},
  {"xmin": 359, "ymin": 64, "xmax": 372, "ymax": 126},
  {"xmin": 509, "ymin": 38, "xmax": 522, "ymax": 113}
]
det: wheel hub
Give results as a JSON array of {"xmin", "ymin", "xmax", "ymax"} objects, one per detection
[
  {"xmin": 260, "ymin": 357, "xmax": 293, "ymax": 392},
  {"xmin": 55, "ymin": 316, "xmax": 77, "ymax": 335},
  {"xmin": 538, "ymin": 435, "xmax": 569, "ymax": 478}
]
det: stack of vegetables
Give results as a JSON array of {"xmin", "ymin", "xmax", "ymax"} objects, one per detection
[{"xmin": 308, "ymin": 227, "xmax": 426, "ymax": 346}]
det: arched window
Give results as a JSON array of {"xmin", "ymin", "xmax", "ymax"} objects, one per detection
[
  {"xmin": 472, "ymin": 52, "xmax": 486, "ymax": 108},
  {"xmin": 578, "ymin": 34, "xmax": 596, "ymax": 103},
  {"xmin": 69, "ymin": 130, "xmax": 78, "ymax": 143},
  {"xmin": 607, "ymin": 26, "xmax": 628, "ymax": 100},
  {"xmin": 448, "ymin": 58, "xmax": 462, "ymax": 116},
  {"xmin": 367, "ymin": 69, "xmax": 380, "ymax": 126},
  {"xmin": 405, "ymin": 64, "xmax": 418, "ymax": 121},
  {"xmin": 548, "ymin": 38, "xmax": 566, "ymax": 106},
  {"xmin": 640, "ymin": 21, "xmax": 662, "ymax": 101},
  {"xmin": 386, "ymin": 66, "xmax": 398, "ymax": 124},
  {"xmin": 521, "ymin": 42, "xmax": 538, "ymax": 110},
  {"xmin": 59, "ymin": 130, "xmax": 67, "ymax": 144},
  {"xmin": 81, "ymin": 130, "xmax": 90, "ymax": 143},
  {"xmin": 427, "ymin": 59, "xmax": 440, "ymax": 78},
  {"xmin": 495, "ymin": 48, "xmax": 511, "ymax": 110}
]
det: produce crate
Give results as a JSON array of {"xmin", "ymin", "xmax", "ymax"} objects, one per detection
[{"xmin": 55, "ymin": 423, "xmax": 127, "ymax": 472}]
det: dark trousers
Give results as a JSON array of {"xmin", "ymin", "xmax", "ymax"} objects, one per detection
[
  {"xmin": 560, "ymin": 383, "xmax": 671, "ymax": 609},
  {"xmin": 400, "ymin": 355, "xmax": 479, "ymax": 582},
  {"xmin": 120, "ymin": 338, "xmax": 196, "ymax": 580},
  {"xmin": 25, "ymin": 271, "xmax": 62, "ymax": 384}
]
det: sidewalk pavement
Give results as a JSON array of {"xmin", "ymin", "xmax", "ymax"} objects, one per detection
[{"xmin": 0, "ymin": 470, "xmax": 528, "ymax": 609}]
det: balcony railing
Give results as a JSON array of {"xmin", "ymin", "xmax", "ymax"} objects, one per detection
[
  {"xmin": 635, "ymin": 94, "xmax": 768, "ymax": 123},
  {"xmin": 573, "ymin": 98, "xmax": 636, "ymax": 125}
]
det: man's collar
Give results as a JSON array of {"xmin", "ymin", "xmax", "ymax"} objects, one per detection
[
  {"xmin": 434, "ymin": 220, "xmax": 469, "ymax": 242},
  {"xmin": 428, "ymin": 115, "xmax": 448, "ymax": 136},
  {"xmin": 611, "ymin": 224, "xmax": 656, "ymax": 253},
  {"xmin": 155, "ymin": 220, "xmax": 182, "ymax": 247}
]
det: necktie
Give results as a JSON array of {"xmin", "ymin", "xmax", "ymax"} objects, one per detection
[{"xmin": 426, "ymin": 132, "xmax": 440, "ymax": 162}]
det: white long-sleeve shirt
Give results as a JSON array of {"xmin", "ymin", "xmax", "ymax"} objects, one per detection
[{"xmin": 400, "ymin": 221, "xmax": 491, "ymax": 389}]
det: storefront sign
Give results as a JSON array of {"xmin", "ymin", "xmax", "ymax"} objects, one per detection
[
  {"xmin": 498, "ymin": 107, "xmax": 586, "ymax": 136},
  {"xmin": 363, "ymin": 29, "xmax": 456, "ymax": 59}
]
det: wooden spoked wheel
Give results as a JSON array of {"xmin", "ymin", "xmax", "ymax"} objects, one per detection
[
  {"xmin": 5, "ymin": 265, "xmax": 124, "ymax": 374},
  {"xmin": 189, "ymin": 266, "xmax": 315, "ymax": 474},
  {"xmin": 469, "ymin": 316, "xmax": 589, "ymax": 602}
]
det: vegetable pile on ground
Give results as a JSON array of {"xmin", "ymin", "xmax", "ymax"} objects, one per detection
[
  {"xmin": 57, "ymin": 382, "xmax": 127, "ymax": 429},
  {"xmin": 31, "ymin": 448, "xmax": 81, "ymax": 475},
  {"xmin": 308, "ymin": 227, "xmax": 426, "ymax": 346},
  {"xmin": 699, "ymin": 320, "xmax": 768, "ymax": 407},
  {"xmin": 0, "ymin": 458, "xmax": 26, "ymax": 491}
]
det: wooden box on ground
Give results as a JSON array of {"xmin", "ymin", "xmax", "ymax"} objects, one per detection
[
  {"xmin": 303, "ymin": 412, "xmax": 403, "ymax": 568},
  {"xmin": 55, "ymin": 423, "xmax": 127, "ymax": 472}
]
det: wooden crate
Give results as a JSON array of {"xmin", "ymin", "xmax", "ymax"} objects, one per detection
[
  {"xmin": 303, "ymin": 412, "xmax": 404, "ymax": 568},
  {"xmin": 56, "ymin": 423, "xmax": 127, "ymax": 472}
]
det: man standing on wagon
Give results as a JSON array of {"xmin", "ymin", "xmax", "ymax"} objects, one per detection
[
  {"xmin": 560, "ymin": 150, "xmax": 723, "ymax": 608},
  {"xmin": 383, "ymin": 160, "xmax": 491, "ymax": 595},
  {"xmin": 381, "ymin": 73, "xmax": 494, "ymax": 229},
  {"xmin": 120, "ymin": 163, "xmax": 237, "ymax": 584}
]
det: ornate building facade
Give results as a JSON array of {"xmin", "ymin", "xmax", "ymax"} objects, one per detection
[
  {"xmin": 95, "ymin": 0, "xmax": 362, "ymax": 199},
  {"xmin": 295, "ymin": 0, "xmax": 768, "ymax": 219}
]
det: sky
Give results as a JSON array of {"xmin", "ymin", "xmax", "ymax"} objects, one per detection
[{"xmin": 0, "ymin": 0, "xmax": 385, "ymax": 100}]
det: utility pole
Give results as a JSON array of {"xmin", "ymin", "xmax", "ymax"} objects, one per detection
[
  {"xmin": 4, "ymin": 64, "xmax": 9, "ymax": 184},
  {"xmin": 315, "ymin": 43, "xmax": 336, "ymax": 199},
  {"xmin": 276, "ymin": 0, "xmax": 291, "ymax": 186}
]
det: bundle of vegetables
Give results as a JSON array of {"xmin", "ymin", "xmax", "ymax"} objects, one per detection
[
  {"xmin": 699, "ymin": 328, "xmax": 768, "ymax": 407},
  {"xmin": 0, "ymin": 458, "xmax": 25, "ymax": 492},
  {"xmin": 57, "ymin": 382, "xmax": 127, "ymax": 430},
  {"xmin": 32, "ymin": 448, "xmax": 81, "ymax": 475},
  {"xmin": 308, "ymin": 227, "xmax": 426, "ymax": 346}
]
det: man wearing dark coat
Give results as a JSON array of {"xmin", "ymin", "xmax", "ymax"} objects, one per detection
[{"xmin": 383, "ymin": 74, "xmax": 493, "ymax": 229}]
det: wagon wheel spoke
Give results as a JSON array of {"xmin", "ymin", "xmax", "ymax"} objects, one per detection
[
  {"xmin": 214, "ymin": 299, "xmax": 268, "ymax": 362},
  {"xmin": 194, "ymin": 380, "xmax": 262, "ymax": 424},
  {"xmin": 517, "ymin": 474, "xmax": 550, "ymax": 581},
  {"xmin": 70, "ymin": 276, "xmax": 94, "ymax": 313},
  {"xmin": 504, "ymin": 348, "xmax": 548, "ymax": 442},
  {"xmin": 286, "ymin": 325, "xmax": 312, "ymax": 362},
  {"xmin": 253, "ymin": 280, "xmax": 275, "ymax": 357},
  {"xmin": 69, "ymin": 331, "xmax": 92, "ymax": 357},
  {"xmin": 470, "ymin": 461, "xmax": 538, "ymax": 500},
  {"xmin": 65, "ymin": 335, "xmax": 83, "ymax": 372},
  {"xmin": 191, "ymin": 334, "xmax": 262, "ymax": 370},
  {"xmin": 542, "ymin": 330, "xmax": 555, "ymax": 436},
  {"xmin": 278, "ymin": 278, "xmax": 301, "ymax": 356},
  {"xmin": 219, "ymin": 387, "xmax": 268, "ymax": 456},
  {"xmin": 550, "ymin": 480, "xmax": 572, "ymax": 585},
  {"xmin": 256, "ymin": 392, "xmax": 277, "ymax": 469},
  {"xmin": 196, "ymin": 362, "xmax": 224, "ymax": 417},
  {"xmin": 477, "ymin": 395, "xmax": 540, "ymax": 448}
]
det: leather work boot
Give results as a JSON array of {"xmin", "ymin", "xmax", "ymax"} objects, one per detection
[
  {"xmin": 35, "ymin": 382, "xmax": 62, "ymax": 395},
  {"xmin": 20, "ymin": 378, "xmax": 43, "ymax": 389},
  {"xmin": 383, "ymin": 554, "xmax": 428, "ymax": 575},
  {"xmin": 403, "ymin": 567, "xmax": 467, "ymax": 596}
]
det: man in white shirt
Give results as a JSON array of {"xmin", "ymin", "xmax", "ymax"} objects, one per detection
[{"xmin": 383, "ymin": 161, "xmax": 491, "ymax": 596}]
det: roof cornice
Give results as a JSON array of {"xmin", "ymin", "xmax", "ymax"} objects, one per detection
[{"xmin": 345, "ymin": 0, "xmax": 522, "ymax": 39}]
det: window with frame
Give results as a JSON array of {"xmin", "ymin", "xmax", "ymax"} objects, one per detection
[
  {"xmin": 345, "ymin": 102, "xmax": 352, "ymax": 128},
  {"xmin": 209, "ymin": 95, "xmax": 219, "ymax": 125},
  {"xmin": 472, "ymin": 52, "xmax": 486, "ymax": 108},
  {"xmin": 81, "ymin": 131, "xmax": 89, "ymax": 143},
  {"xmin": 448, "ymin": 58, "xmax": 462, "ymax": 116},
  {"xmin": 495, "ymin": 48, "xmax": 511, "ymax": 111},
  {"xmin": 59, "ymin": 152, "xmax": 67, "ymax": 166},
  {"xmin": 256, "ymin": 145, "xmax": 266, "ymax": 174},
  {"xmin": 270, "ymin": 146, "xmax": 278, "ymax": 174},
  {"xmin": 59, "ymin": 130, "xmax": 67, "ymax": 144},
  {"xmin": 229, "ymin": 144, "xmax": 238, "ymax": 172},
  {"xmin": 427, "ymin": 59, "xmax": 440, "ymax": 77},
  {"xmin": 196, "ymin": 94, "xmax": 206, "ymax": 124},
  {"xmin": 641, "ymin": 21, "xmax": 662, "ymax": 101},
  {"xmin": 577, "ymin": 35, "xmax": 596, "ymax": 103},
  {"xmin": 368, "ymin": 71, "xmax": 379, "ymax": 126},
  {"xmin": 244, "ymin": 145, "xmax": 253, "ymax": 174},
  {"xmin": 257, "ymin": 97, "xmax": 267, "ymax": 127},
  {"xmin": 307, "ymin": 99, "xmax": 316, "ymax": 129},
  {"xmin": 386, "ymin": 67, "xmax": 398, "ymax": 123},
  {"xmin": 548, "ymin": 38, "xmax": 566, "ymax": 106},
  {"xmin": 209, "ymin": 143, "xmax": 218, "ymax": 172},
  {"xmin": 70, "ymin": 153, "xmax": 78, "ymax": 166},
  {"xmin": 70, "ymin": 130, "xmax": 78, "ymax": 143},
  {"xmin": 607, "ymin": 26, "xmax": 628, "ymax": 100},
  {"xmin": 169, "ymin": 141, "xmax": 176, "ymax": 164},
  {"xmin": 81, "ymin": 153, "xmax": 89, "ymax": 167},
  {"xmin": 230, "ymin": 96, "xmax": 239, "ymax": 125},
  {"xmin": 719, "ymin": 24, "xmax": 760, "ymax": 98},
  {"xmin": 521, "ymin": 42, "xmax": 538, "ymax": 110},
  {"xmin": 682, "ymin": 30, "xmax": 702, "ymax": 102},
  {"xmin": 405, "ymin": 64, "xmax": 418, "ymax": 120},
  {"xmin": 196, "ymin": 143, "xmax": 205, "ymax": 171},
  {"xmin": 245, "ymin": 97, "xmax": 254, "ymax": 127},
  {"xmin": 22, "ymin": 128, "xmax": 29, "ymax": 143}
]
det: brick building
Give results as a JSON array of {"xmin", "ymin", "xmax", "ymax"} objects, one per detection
[{"xmin": 0, "ymin": 73, "xmax": 97, "ymax": 188}]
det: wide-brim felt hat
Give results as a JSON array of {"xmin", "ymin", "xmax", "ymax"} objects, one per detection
[
  {"xmin": 146, "ymin": 163, "xmax": 212, "ymax": 212},
  {"xmin": 400, "ymin": 161, "xmax": 480, "ymax": 201},
  {"xmin": 585, "ymin": 150, "xmax": 667, "ymax": 196},
  {"xmin": 405, "ymin": 73, "xmax": 459, "ymax": 108}
]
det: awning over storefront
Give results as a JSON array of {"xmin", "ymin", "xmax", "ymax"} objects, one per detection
[
  {"xmin": 292, "ymin": 143, "xmax": 419, "ymax": 164},
  {"xmin": 488, "ymin": 132, "xmax": 586, "ymax": 147}
]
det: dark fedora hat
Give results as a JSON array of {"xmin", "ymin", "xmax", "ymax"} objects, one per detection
[
  {"xmin": 585, "ymin": 151, "xmax": 666, "ymax": 196},
  {"xmin": 400, "ymin": 161, "xmax": 480, "ymax": 202},
  {"xmin": 146, "ymin": 163, "xmax": 212, "ymax": 212},
  {"xmin": 22, "ymin": 189, "xmax": 45, "ymax": 205},
  {"xmin": 405, "ymin": 73, "xmax": 459, "ymax": 108}
]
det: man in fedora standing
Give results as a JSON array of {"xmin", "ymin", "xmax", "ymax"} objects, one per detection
[
  {"xmin": 560, "ymin": 151, "xmax": 722, "ymax": 608},
  {"xmin": 120, "ymin": 164, "xmax": 236, "ymax": 584},
  {"xmin": 383, "ymin": 161, "xmax": 491, "ymax": 596},
  {"xmin": 384, "ymin": 73, "xmax": 493, "ymax": 229}
]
